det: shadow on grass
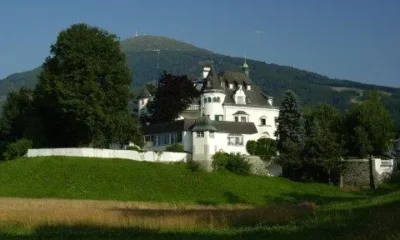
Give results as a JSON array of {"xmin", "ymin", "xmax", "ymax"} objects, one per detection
[
  {"xmin": 264, "ymin": 192, "xmax": 365, "ymax": 206},
  {"xmin": 110, "ymin": 203, "xmax": 314, "ymax": 228}
]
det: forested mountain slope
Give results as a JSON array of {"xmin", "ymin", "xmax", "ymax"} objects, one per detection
[{"xmin": 1, "ymin": 35, "xmax": 399, "ymax": 124}]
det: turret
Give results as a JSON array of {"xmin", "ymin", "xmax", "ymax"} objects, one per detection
[
  {"xmin": 201, "ymin": 67, "xmax": 226, "ymax": 121},
  {"xmin": 137, "ymin": 87, "xmax": 152, "ymax": 118},
  {"xmin": 191, "ymin": 116, "xmax": 218, "ymax": 170}
]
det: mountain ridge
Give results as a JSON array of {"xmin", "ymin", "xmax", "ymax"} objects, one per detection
[{"xmin": 0, "ymin": 35, "xmax": 399, "ymax": 124}]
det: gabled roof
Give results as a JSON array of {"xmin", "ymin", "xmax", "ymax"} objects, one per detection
[
  {"xmin": 223, "ymin": 85, "xmax": 272, "ymax": 107},
  {"xmin": 233, "ymin": 111, "xmax": 249, "ymax": 115},
  {"xmin": 218, "ymin": 71, "xmax": 251, "ymax": 85}
]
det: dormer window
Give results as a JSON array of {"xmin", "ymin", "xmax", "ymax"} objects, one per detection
[
  {"xmin": 229, "ymin": 83, "xmax": 234, "ymax": 89},
  {"xmin": 236, "ymin": 96, "xmax": 245, "ymax": 104},
  {"xmin": 247, "ymin": 85, "xmax": 251, "ymax": 90},
  {"xmin": 233, "ymin": 111, "xmax": 249, "ymax": 122},
  {"xmin": 207, "ymin": 80, "xmax": 211, "ymax": 87}
]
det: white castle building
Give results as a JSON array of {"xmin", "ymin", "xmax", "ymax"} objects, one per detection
[{"xmin": 136, "ymin": 60, "xmax": 279, "ymax": 165}]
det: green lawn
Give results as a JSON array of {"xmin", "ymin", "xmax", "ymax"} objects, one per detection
[
  {"xmin": 0, "ymin": 156, "xmax": 356, "ymax": 205},
  {"xmin": 0, "ymin": 157, "xmax": 399, "ymax": 239}
]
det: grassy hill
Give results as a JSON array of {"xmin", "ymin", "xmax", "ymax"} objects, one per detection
[
  {"xmin": 0, "ymin": 156, "xmax": 399, "ymax": 239},
  {"xmin": 1, "ymin": 35, "xmax": 399, "ymax": 124},
  {"xmin": 0, "ymin": 156, "xmax": 354, "ymax": 204}
]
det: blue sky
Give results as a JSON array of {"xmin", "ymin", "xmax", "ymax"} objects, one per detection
[{"xmin": 0, "ymin": 0, "xmax": 399, "ymax": 87}]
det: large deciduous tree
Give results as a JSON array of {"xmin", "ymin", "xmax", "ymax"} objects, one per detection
[
  {"xmin": 0, "ymin": 88, "xmax": 33, "ymax": 143},
  {"xmin": 301, "ymin": 104, "xmax": 344, "ymax": 183},
  {"xmin": 34, "ymin": 23, "xmax": 137, "ymax": 147},
  {"xmin": 144, "ymin": 72, "xmax": 200, "ymax": 124},
  {"xmin": 342, "ymin": 91, "xmax": 394, "ymax": 158}
]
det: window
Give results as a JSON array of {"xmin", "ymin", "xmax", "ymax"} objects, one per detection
[
  {"xmin": 207, "ymin": 97, "xmax": 212, "ymax": 102},
  {"xmin": 151, "ymin": 136, "xmax": 157, "ymax": 146},
  {"xmin": 241, "ymin": 116, "xmax": 247, "ymax": 122},
  {"xmin": 196, "ymin": 131, "xmax": 204, "ymax": 138},
  {"xmin": 216, "ymin": 97, "xmax": 220, "ymax": 102},
  {"xmin": 236, "ymin": 96, "xmax": 245, "ymax": 104},
  {"xmin": 159, "ymin": 133, "xmax": 170, "ymax": 146},
  {"xmin": 209, "ymin": 132, "xmax": 215, "ymax": 138},
  {"xmin": 234, "ymin": 116, "xmax": 239, "ymax": 122},
  {"xmin": 171, "ymin": 132, "xmax": 180, "ymax": 143},
  {"xmin": 177, "ymin": 132, "xmax": 182, "ymax": 142},
  {"xmin": 204, "ymin": 97, "xmax": 207, "ymax": 103},
  {"xmin": 260, "ymin": 117, "xmax": 266, "ymax": 126},
  {"xmin": 213, "ymin": 97, "xmax": 217, "ymax": 102},
  {"xmin": 228, "ymin": 134, "xmax": 243, "ymax": 146},
  {"xmin": 215, "ymin": 115, "xmax": 223, "ymax": 121}
]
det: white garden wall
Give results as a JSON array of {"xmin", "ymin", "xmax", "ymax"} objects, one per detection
[{"xmin": 26, "ymin": 148, "xmax": 190, "ymax": 162}]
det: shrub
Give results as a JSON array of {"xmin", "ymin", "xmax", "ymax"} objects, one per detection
[
  {"xmin": 3, "ymin": 138, "xmax": 32, "ymax": 160},
  {"xmin": 186, "ymin": 159, "xmax": 201, "ymax": 172},
  {"xmin": 225, "ymin": 154, "xmax": 251, "ymax": 175},
  {"xmin": 212, "ymin": 151, "xmax": 230, "ymax": 170},
  {"xmin": 165, "ymin": 143, "xmax": 184, "ymax": 152},
  {"xmin": 212, "ymin": 151, "xmax": 251, "ymax": 175},
  {"xmin": 246, "ymin": 140, "xmax": 257, "ymax": 155},
  {"xmin": 255, "ymin": 138, "xmax": 278, "ymax": 162}
]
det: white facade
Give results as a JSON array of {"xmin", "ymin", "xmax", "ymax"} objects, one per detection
[
  {"xmin": 142, "ymin": 61, "xmax": 280, "ymax": 162},
  {"xmin": 224, "ymin": 105, "xmax": 279, "ymax": 138}
]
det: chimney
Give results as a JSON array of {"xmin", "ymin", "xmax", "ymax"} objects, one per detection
[
  {"xmin": 268, "ymin": 97, "xmax": 273, "ymax": 106},
  {"xmin": 202, "ymin": 67, "xmax": 211, "ymax": 79}
]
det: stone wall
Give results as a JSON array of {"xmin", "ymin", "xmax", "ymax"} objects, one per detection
[
  {"xmin": 341, "ymin": 158, "xmax": 394, "ymax": 189},
  {"xmin": 341, "ymin": 159, "xmax": 371, "ymax": 189},
  {"xmin": 246, "ymin": 156, "xmax": 282, "ymax": 177},
  {"xmin": 26, "ymin": 148, "xmax": 190, "ymax": 162}
]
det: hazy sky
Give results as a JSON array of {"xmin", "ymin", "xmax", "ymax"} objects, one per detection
[{"xmin": 0, "ymin": 0, "xmax": 399, "ymax": 87}]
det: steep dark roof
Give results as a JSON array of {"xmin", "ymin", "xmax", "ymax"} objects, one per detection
[
  {"xmin": 233, "ymin": 111, "xmax": 249, "ymax": 115},
  {"xmin": 138, "ymin": 87, "xmax": 152, "ymax": 98},
  {"xmin": 192, "ymin": 116, "xmax": 217, "ymax": 132},
  {"xmin": 203, "ymin": 69, "xmax": 224, "ymax": 91},
  {"xmin": 218, "ymin": 71, "xmax": 251, "ymax": 85},
  {"xmin": 223, "ymin": 85, "xmax": 272, "ymax": 107},
  {"xmin": 198, "ymin": 67, "xmax": 273, "ymax": 108},
  {"xmin": 143, "ymin": 119, "xmax": 195, "ymax": 135}
]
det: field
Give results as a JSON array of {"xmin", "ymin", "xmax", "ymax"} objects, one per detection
[{"xmin": 0, "ymin": 157, "xmax": 399, "ymax": 239}]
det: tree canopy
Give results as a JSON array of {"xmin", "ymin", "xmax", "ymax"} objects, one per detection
[
  {"xmin": 0, "ymin": 88, "xmax": 33, "ymax": 143},
  {"xmin": 33, "ymin": 23, "xmax": 137, "ymax": 147},
  {"xmin": 144, "ymin": 72, "xmax": 200, "ymax": 124},
  {"xmin": 342, "ymin": 92, "xmax": 394, "ymax": 158}
]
